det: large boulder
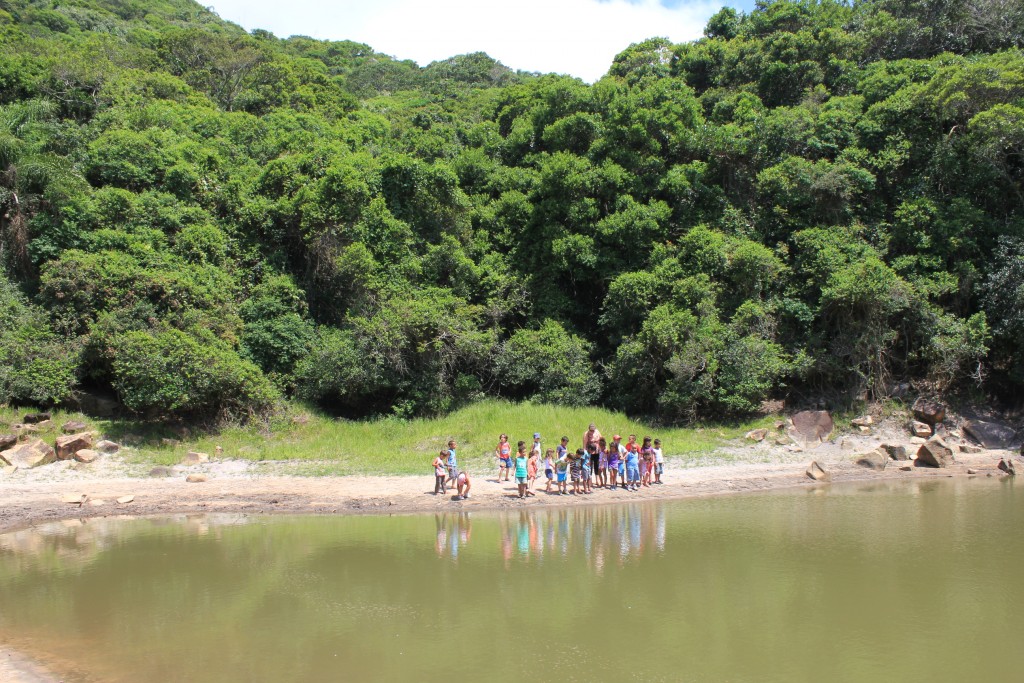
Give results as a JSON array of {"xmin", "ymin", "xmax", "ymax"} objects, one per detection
[
  {"xmin": 916, "ymin": 437, "xmax": 955, "ymax": 468},
  {"xmin": 22, "ymin": 412, "xmax": 51, "ymax": 424},
  {"xmin": 998, "ymin": 458, "xmax": 1016, "ymax": 476},
  {"xmin": 0, "ymin": 434, "xmax": 16, "ymax": 451},
  {"xmin": 55, "ymin": 432, "xmax": 93, "ymax": 460},
  {"xmin": 789, "ymin": 411, "xmax": 834, "ymax": 448},
  {"xmin": 745, "ymin": 429, "xmax": 769, "ymax": 442},
  {"xmin": 94, "ymin": 440, "xmax": 121, "ymax": 454},
  {"xmin": 909, "ymin": 420, "xmax": 932, "ymax": 438},
  {"xmin": 1, "ymin": 439, "xmax": 57, "ymax": 468},
  {"xmin": 856, "ymin": 448, "xmax": 889, "ymax": 471},
  {"xmin": 962, "ymin": 420, "xmax": 1017, "ymax": 450},
  {"xmin": 181, "ymin": 451, "xmax": 209, "ymax": 465},
  {"xmin": 912, "ymin": 398, "xmax": 945, "ymax": 426},
  {"xmin": 74, "ymin": 449, "xmax": 99, "ymax": 464}
]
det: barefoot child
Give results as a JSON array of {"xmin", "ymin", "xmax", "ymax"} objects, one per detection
[
  {"xmin": 445, "ymin": 439, "xmax": 458, "ymax": 490},
  {"xmin": 544, "ymin": 449, "xmax": 556, "ymax": 493},
  {"xmin": 555, "ymin": 453, "xmax": 569, "ymax": 494},
  {"xmin": 515, "ymin": 441, "xmax": 529, "ymax": 499},
  {"xmin": 607, "ymin": 438, "xmax": 620, "ymax": 490},
  {"xmin": 570, "ymin": 449, "xmax": 584, "ymax": 494},
  {"xmin": 597, "ymin": 437, "xmax": 608, "ymax": 488},
  {"xmin": 495, "ymin": 434, "xmax": 511, "ymax": 482},
  {"xmin": 433, "ymin": 450, "xmax": 448, "ymax": 494},
  {"xmin": 641, "ymin": 436, "xmax": 654, "ymax": 487},
  {"xmin": 527, "ymin": 447, "xmax": 539, "ymax": 496},
  {"xmin": 653, "ymin": 438, "xmax": 664, "ymax": 483}
]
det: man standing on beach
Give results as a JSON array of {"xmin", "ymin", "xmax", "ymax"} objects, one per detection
[{"xmin": 583, "ymin": 423, "xmax": 601, "ymax": 484}]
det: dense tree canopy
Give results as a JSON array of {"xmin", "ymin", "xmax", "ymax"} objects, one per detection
[{"xmin": 0, "ymin": 0, "xmax": 1021, "ymax": 421}]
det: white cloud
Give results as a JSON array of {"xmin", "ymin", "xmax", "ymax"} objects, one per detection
[{"xmin": 206, "ymin": 0, "xmax": 723, "ymax": 82}]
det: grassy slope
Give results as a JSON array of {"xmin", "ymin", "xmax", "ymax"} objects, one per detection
[{"xmin": 0, "ymin": 400, "xmax": 783, "ymax": 476}]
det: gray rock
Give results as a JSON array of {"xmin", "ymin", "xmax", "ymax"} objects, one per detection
[
  {"xmin": 149, "ymin": 466, "xmax": 174, "ymax": 478},
  {"xmin": 22, "ymin": 412, "xmax": 51, "ymax": 424},
  {"xmin": 74, "ymin": 449, "xmax": 99, "ymax": 463},
  {"xmin": 962, "ymin": 420, "xmax": 1017, "ymax": 450},
  {"xmin": 856, "ymin": 449, "xmax": 888, "ymax": 471},
  {"xmin": 95, "ymin": 440, "xmax": 121, "ymax": 453},
  {"xmin": 0, "ymin": 434, "xmax": 16, "ymax": 451},
  {"xmin": 912, "ymin": 398, "xmax": 946, "ymax": 425},
  {"xmin": 117, "ymin": 495, "xmax": 135, "ymax": 504},
  {"xmin": 186, "ymin": 474, "xmax": 207, "ymax": 483},
  {"xmin": 61, "ymin": 420, "xmax": 88, "ymax": 434},
  {"xmin": 61, "ymin": 493, "xmax": 87, "ymax": 505},
  {"xmin": 806, "ymin": 461, "xmax": 830, "ymax": 481},
  {"xmin": 882, "ymin": 444, "xmax": 909, "ymax": 460},
  {"xmin": 181, "ymin": 451, "xmax": 209, "ymax": 465},
  {"xmin": 55, "ymin": 433, "xmax": 93, "ymax": 460},
  {"xmin": 789, "ymin": 411, "xmax": 834, "ymax": 448},
  {"xmin": 1, "ymin": 439, "xmax": 57, "ymax": 468},
  {"xmin": 997, "ymin": 458, "xmax": 1016, "ymax": 476},
  {"xmin": 960, "ymin": 444, "xmax": 983, "ymax": 454},
  {"xmin": 916, "ymin": 437, "xmax": 955, "ymax": 468},
  {"xmin": 851, "ymin": 415, "xmax": 874, "ymax": 427}
]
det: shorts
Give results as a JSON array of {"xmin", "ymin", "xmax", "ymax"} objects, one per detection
[
  {"xmin": 447, "ymin": 466, "xmax": 457, "ymax": 478},
  {"xmin": 545, "ymin": 468, "xmax": 554, "ymax": 480},
  {"xmin": 516, "ymin": 476, "xmax": 527, "ymax": 484},
  {"xmin": 500, "ymin": 457, "xmax": 511, "ymax": 468},
  {"xmin": 656, "ymin": 463, "xmax": 664, "ymax": 475},
  {"xmin": 627, "ymin": 465, "xmax": 640, "ymax": 482},
  {"xmin": 557, "ymin": 472, "xmax": 567, "ymax": 483}
]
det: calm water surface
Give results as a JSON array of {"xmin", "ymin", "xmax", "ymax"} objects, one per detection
[{"xmin": 0, "ymin": 478, "xmax": 1020, "ymax": 683}]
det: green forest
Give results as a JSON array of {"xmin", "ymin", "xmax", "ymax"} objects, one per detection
[{"xmin": 1, "ymin": 0, "xmax": 1022, "ymax": 425}]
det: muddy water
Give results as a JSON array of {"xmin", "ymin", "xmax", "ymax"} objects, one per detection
[{"xmin": 0, "ymin": 478, "xmax": 1020, "ymax": 683}]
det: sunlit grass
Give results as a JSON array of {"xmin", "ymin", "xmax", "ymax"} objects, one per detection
[{"xmin": 1, "ymin": 401, "xmax": 781, "ymax": 476}]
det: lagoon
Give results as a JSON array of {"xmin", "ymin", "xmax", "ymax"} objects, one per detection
[{"xmin": 0, "ymin": 477, "xmax": 1019, "ymax": 682}]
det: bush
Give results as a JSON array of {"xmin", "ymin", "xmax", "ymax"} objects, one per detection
[
  {"xmin": 0, "ymin": 276, "xmax": 78, "ymax": 405},
  {"xmin": 111, "ymin": 328, "xmax": 277, "ymax": 419},
  {"xmin": 494, "ymin": 320, "xmax": 598, "ymax": 406}
]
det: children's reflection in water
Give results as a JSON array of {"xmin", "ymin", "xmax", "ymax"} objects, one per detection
[
  {"xmin": 435, "ymin": 505, "xmax": 668, "ymax": 570},
  {"xmin": 434, "ymin": 512, "xmax": 472, "ymax": 559}
]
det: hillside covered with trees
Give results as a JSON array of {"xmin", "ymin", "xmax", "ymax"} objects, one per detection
[{"xmin": 1, "ymin": 0, "xmax": 1023, "ymax": 424}]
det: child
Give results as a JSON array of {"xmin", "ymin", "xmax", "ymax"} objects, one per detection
[
  {"xmin": 653, "ymin": 438, "xmax": 664, "ymax": 484},
  {"xmin": 597, "ymin": 437, "xmax": 608, "ymax": 488},
  {"xmin": 514, "ymin": 441, "xmax": 529, "ymax": 499},
  {"xmin": 570, "ymin": 448, "xmax": 584, "ymax": 494},
  {"xmin": 611, "ymin": 434, "xmax": 627, "ymax": 489},
  {"xmin": 544, "ymin": 448, "xmax": 555, "ymax": 493},
  {"xmin": 607, "ymin": 438, "xmax": 620, "ymax": 490},
  {"xmin": 582, "ymin": 443, "xmax": 595, "ymax": 493},
  {"xmin": 640, "ymin": 436, "xmax": 654, "ymax": 487},
  {"xmin": 527, "ymin": 446, "xmax": 539, "ymax": 496},
  {"xmin": 625, "ymin": 435, "xmax": 640, "ymax": 491},
  {"xmin": 433, "ymin": 450, "xmax": 448, "ymax": 494},
  {"xmin": 495, "ymin": 434, "xmax": 511, "ymax": 482},
  {"xmin": 456, "ymin": 471, "xmax": 471, "ymax": 499},
  {"xmin": 445, "ymin": 439, "xmax": 458, "ymax": 490},
  {"xmin": 555, "ymin": 452, "xmax": 569, "ymax": 495}
]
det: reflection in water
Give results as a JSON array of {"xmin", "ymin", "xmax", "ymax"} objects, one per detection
[{"xmin": 429, "ymin": 504, "xmax": 669, "ymax": 571}]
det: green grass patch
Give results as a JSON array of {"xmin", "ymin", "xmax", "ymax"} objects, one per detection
[{"xmin": 1, "ymin": 401, "xmax": 779, "ymax": 476}]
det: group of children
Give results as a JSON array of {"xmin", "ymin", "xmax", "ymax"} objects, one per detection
[{"xmin": 432, "ymin": 425, "xmax": 665, "ymax": 501}]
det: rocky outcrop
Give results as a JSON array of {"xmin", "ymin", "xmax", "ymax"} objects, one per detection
[
  {"xmin": 1, "ymin": 439, "xmax": 57, "ymax": 468},
  {"xmin": 22, "ymin": 412, "xmax": 51, "ymax": 424},
  {"xmin": 0, "ymin": 434, "xmax": 16, "ymax": 451},
  {"xmin": 55, "ymin": 433, "xmax": 93, "ymax": 460},
  {"xmin": 916, "ymin": 437, "xmax": 954, "ymax": 468},
  {"xmin": 789, "ymin": 411, "xmax": 834, "ymax": 448},
  {"xmin": 912, "ymin": 398, "xmax": 945, "ymax": 425},
  {"xmin": 962, "ymin": 420, "xmax": 1017, "ymax": 450}
]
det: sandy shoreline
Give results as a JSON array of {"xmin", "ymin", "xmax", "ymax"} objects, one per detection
[
  {"xmin": 1, "ymin": 449, "xmax": 1013, "ymax": 534},
  {"xmin": 1, "ymin": 448, "xmax": 1017, "ymax": 683}
]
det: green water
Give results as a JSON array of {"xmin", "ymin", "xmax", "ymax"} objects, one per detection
[{"xmin": 0, "ymin": 478, "xmax": 1020, "ymax": 683}]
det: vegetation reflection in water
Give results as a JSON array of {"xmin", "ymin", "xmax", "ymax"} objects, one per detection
[{"xmin": 0, "ymin": 478, "xmax": 1021, "ymax": 683}]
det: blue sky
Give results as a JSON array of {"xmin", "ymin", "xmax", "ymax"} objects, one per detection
[{"xmin": 206, "ymin": 0, "xmax": 753, "ymax": 83}]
